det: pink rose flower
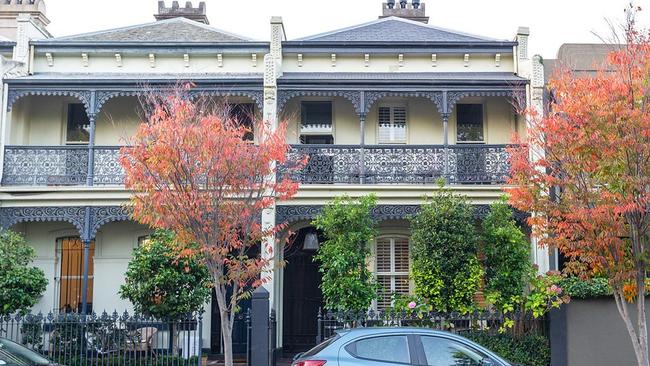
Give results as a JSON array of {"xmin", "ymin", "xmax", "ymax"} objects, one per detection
[{"xmin": 408, "ymin": 301, "xmax": 417, "ymax": 309}]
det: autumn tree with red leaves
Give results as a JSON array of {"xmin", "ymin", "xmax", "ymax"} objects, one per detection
[
  {"xmin": 508, "ymin": 7, "xmax": 650, "ymax": 365},
  {"xmin": 119, "ymin": 86, "xmax": 304, "ymax": 366}
]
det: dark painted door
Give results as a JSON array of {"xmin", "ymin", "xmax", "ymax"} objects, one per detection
[{"xmin": 283, "ymin": 230, "xmax": 324, "ymax": 354}]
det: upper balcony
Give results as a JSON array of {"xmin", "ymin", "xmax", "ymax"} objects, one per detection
[{"xmin": 1, "ymin": 87, "xmax": 523, "ymax": 188}]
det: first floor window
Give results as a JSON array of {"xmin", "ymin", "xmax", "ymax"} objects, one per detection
[
  {"xmin": 378, "ymin": 106, "xmax": 407, "ymax": 144},
  {"xmin": 375, "ymin": 237, "xmax": 410, "ymax": 309},
  {"xmin": 229, "ymin": 103, "xmax": 255, "ymax": 141},
  {"xmin": 66, "ymin": 104, "xmax": 90, "ymax": 144},
  {"xmin": 456, "ymin": 104, "xmax": 484, "ymax": 143},
  {"xmin": 55, "ymin": 237, "xmax": 94, "ymax": 313}
]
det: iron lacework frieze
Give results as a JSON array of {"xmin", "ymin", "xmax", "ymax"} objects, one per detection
[
  {"xmin": 7, "ymin": 89, "xmax": 92, "ymax": 112},
  {"xmin": 277, "ymin": 90, "xmax": 363, "ymax": 116},
  {"xmin": 0, "ymin": 206, "xmax": 131, "ymax": 241},
  {"xmin": 276, "ymin": 204, "xmax": 529, "ymax": 226}
]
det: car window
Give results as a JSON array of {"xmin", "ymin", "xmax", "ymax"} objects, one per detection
[
  {"xmin": 346, "ymin": 335, "xmax": 410, "ymax": 364},
  {"xmin": 0, "ymin": 338, "xmax": 50, "ymax": 366},
  {"xmin": 420, "ymin": 336, "xmax": 488, "ymax": 366},
  {"xmin": 301, "ymin": 334, "xmax": 340, "ymax": 358}
]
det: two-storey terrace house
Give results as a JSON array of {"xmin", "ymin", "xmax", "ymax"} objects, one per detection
[{"xmin": 0, "ymin": 0, "xmax": 546, "ymax": 355}]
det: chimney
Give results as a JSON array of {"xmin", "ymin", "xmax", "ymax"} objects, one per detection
[
  {"xmin": 155, "ymin": 1, "xmax": 209, "ymax": 24},
  {"xmin": 380, "ymin": 0, "xmax": 428, "ymax": 23},
  {"xmin": 0, "ymin": 0, "xmax": 50, "ymax": 40}
]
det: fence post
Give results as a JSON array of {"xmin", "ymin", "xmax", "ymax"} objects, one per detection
[
  {"xmin": 250, "ymin": 287, "xmax": 270, "ymax": 366},
  {"xmin": 269, "ymin": 309, "xmax": 277, "ymax": 366},
  {"xmin": 197, "ymin": 312, "xmax": 203, "ymax": 366},
  {"xmin": 316, "ymin": 308, "xmax": 322, "ymax": 344},
  {"xmin": 549, "ymin": 306, "xmax": 568, "ymax": 366}
]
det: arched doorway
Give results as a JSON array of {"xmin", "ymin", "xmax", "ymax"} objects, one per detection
[{"xmin": 282, "ymin": 227, "xmax": 325, "ymax": 354}]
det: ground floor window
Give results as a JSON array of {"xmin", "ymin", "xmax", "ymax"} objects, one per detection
[
  {"xmin": 375, "ymin": 236, "xmax": 410, "ymax": 309},
  {"xmin": 54, "ymin": 237, "xmax": 95, "ymax": 313}
]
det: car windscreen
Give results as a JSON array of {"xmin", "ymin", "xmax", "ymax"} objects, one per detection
[
  {"xmin": 0, "ymin": 338, "xmax": 50, "ymax": 366},
  {"xmin": 301, "ymin": 334, "xmax": 340, "ymax": 358}
]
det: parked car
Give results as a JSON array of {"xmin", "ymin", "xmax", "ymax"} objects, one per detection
[
  {"xmin": 0, "ymin": 338, "xmax": 52, "ymax": 366},
  {"xmin": 292, "ymin": 328, "xmax": 512, "ymax": 366}
]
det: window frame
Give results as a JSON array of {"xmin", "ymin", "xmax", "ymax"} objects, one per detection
[
  {"xmin": 455, "ymin": 102, "xmax": 487, "ymax": 144},
  {"xmin": 413, "ymin": 334, "xmax": 504, "ymax": 366},
  {"xmin": 344, "ymin": 334, "xmax": 419, "ymax": 365},
  {"xmin": 377, "ymin": 103, "xmax": 408, "ymax": 144},
  {"xmin": 64, "ymin": 103, "xmax": 91, "ymax": 145},
  {"xmin": 300, "ymin": 101, "xmax": 334, "ymax": 132},
  {"xmin": 374, "ymin": 235, "xmax": 411, "ymax": 310},
  {"xmin": 53, "ymin": 236, "xmax": 95, "ymax": 313}
]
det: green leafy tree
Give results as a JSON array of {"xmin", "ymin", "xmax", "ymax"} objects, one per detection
[
  {"xmin": 410, "ymin": 189, "xmax": 482, "ymax": 313},
  {"xmin": 0, "ymin": 229, "xmax": 48, "ymax": 316},
  {"xmin": 481, "ymin": 199, "xmax": 532, "ymax": 311},
  {"xmin": 313, "ymin": 195, "xmax": 378, "ymax": 312},
  {"xmin": 119, "ymin": 230, "xmax": 212, "ymax": 319}
]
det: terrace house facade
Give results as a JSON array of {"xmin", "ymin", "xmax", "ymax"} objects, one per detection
[{"xmin": 0, "ymin": 0, "xmax": 547, "ymax": 355}]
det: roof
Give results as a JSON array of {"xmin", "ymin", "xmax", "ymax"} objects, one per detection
[
  {"xmin": 545, "ymin": 43, "xmax": 619, "ymax": 81},
  {"xmin": 279, "ymin": 72, "xmax": 527, "ymax": 86},
  {"xmin": 35, "ymin": 17, "xmax": 254, "ymax": 44},
  {"xmin": 291, "ymin": 17, "xmax": 507, "ymax": 44}
]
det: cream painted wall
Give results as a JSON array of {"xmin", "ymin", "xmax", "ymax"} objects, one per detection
[
  {"xmin": 281, "ymin": 96, "xmax": 515, "ymax": 145},
  {"xmin": 10, "ymin": 220, "xmax": 151, "ymax": 314},
  {"xmin": 282, "ymin": 54, "xmax": 514, "ymax": 73},
  {"xmin": 33, "ymin": 54, "xmax": 265, "ymax": 75},
  {"xmin": 96, "ymin": 97, "xmax": 141, "ymax": 145}
]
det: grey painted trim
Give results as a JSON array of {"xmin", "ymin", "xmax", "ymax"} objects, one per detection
[
  {"xmin": 7, "ymin": 89, "xmax": 92, "ymax": 112},
  {"xmin": 282, "ymin": 45, "xmax": 515, "ymax": 54},
  {"xmin": 276, "ymin": 204, "xmax": 529, "ymax": 225},
  {"xmin": 0, "ymin": 205, "xmax": 130, "ymax": 241},
  {"xmin": 277, "ymin": 90, "xmax": 363, "ymax": 116},
  {"xmin": 5, "ymin": 78, "xmax": 263, "ymax": 86}
]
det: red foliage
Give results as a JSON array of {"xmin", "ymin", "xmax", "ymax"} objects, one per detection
[{"xmin": 119, "ymin": 86, "xmax": 306, "ymax": 365}]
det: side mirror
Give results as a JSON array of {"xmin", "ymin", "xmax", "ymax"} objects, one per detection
[{"xmin": 293, "ymin": 352, "xmax": 304, "ymax": 361}]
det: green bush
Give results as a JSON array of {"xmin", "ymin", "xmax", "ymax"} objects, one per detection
[
  {"xmin": 313, "ymin": 195, "xmax": 378, "ymax": 312},
  {"xmin": 0, "ymin": 229, "xmax": 48, "ymax": 316},
  {"xmin": 464, "ymin": 332, "xmax": 550, "ymax": 366},
  {"xmin": 410, "ymin": 188, "xmax": 482, "ymax": 313},
  {"xmin": 481, "ymin": 199, "xmax": 532, "ymax": 311},
  {"xmin": 119, "ymin": 230, "xmax": 212, "ymax": 320},
  {"xmin": 557, "ymin": 276, "xmax": 612, "ymax": 299}
]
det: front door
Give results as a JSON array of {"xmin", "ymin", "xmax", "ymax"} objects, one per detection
[{"xmin": 282, "ymin": 229, "xmax": 324, "ymax": 355}]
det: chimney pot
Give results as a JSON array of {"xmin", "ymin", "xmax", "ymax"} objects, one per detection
[
  {"xmin": 155, "ymin": 1, "xmax": 209, "ymax": 24},
  {"xmin": 400, "ymin": 0, "xmax": 407, "ymax": 9},
  {"xmin": 412, "ymin": 0, "xmax": 420, "ymax": 9},
  {"xmin": 380, "ymin": 0, "xmax": 428, "ymax": 23},
  {"xmin": 387, "ymin": 0, "xmax": 395, "ymax": 9}
]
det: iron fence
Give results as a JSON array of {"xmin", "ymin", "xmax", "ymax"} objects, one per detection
[
  {"xmin": 316, "ymin": 309, "xmax": 548, "ymax": 343},
  {"xmin": 0, "ymin": 311, "xmax": 203, "ymax": 366}
]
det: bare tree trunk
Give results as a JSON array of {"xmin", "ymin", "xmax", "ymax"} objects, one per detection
[
  {"xmin": 220, "ymin": 309, "xmax": 234, "ymax": 366},
  {"xmin": 614, "ymin": 290, "xmax": 649, "ymax": 366}
]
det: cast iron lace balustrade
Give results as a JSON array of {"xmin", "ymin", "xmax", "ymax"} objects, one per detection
[
  {"xmin": 3, "ymin": 144, "xmax": 512, "ymax": 186},
  {"xmin": 2, "ymin": 146, "xmax": 89, "ymax": 186},
  {"xmin": 2, "ymin": 146, "xmax": 125, "ymax": 186},
  {"xmin": 282, "ymin": 144, "xmax": 512, "ymax": 185}
]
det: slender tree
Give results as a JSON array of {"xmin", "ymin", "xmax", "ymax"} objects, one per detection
[
  {"xmin": 119, "ymin": 86, "xmax": 304, "ymax": 366},
  {"xmin": 509, "ymin": 7, "xmax": 649, "ymax": 365}
]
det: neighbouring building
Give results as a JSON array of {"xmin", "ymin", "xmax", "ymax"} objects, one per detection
[{"xmin": 0, "ymin": 0, "xmax": 546, "ymax": 356}]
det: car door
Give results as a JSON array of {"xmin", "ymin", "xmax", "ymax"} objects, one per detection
[
  {"xmin": 338, "ymin": 334, "xmax": 418, "ymax": 366},
  {"xmin": 414, "ymin": 335, "xmax": 503, "ymax": 366}
]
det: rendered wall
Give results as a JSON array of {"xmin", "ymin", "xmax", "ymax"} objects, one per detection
[{"xmin": 550, "ymin": 298, "xmax": 650, "ymax": 366}]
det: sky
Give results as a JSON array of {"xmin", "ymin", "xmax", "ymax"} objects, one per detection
[{"xmin": 43, "ymin": 0, "xmax": 650, "ymax": 59}]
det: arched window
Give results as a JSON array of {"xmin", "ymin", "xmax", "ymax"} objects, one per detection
[
  {"xmin": 375, "ymin": 236, "xmax": 410, "ymax": 309},
  {"xmin": 54, "ymin": 237, "xmax": 94, "ymax": 313}
]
